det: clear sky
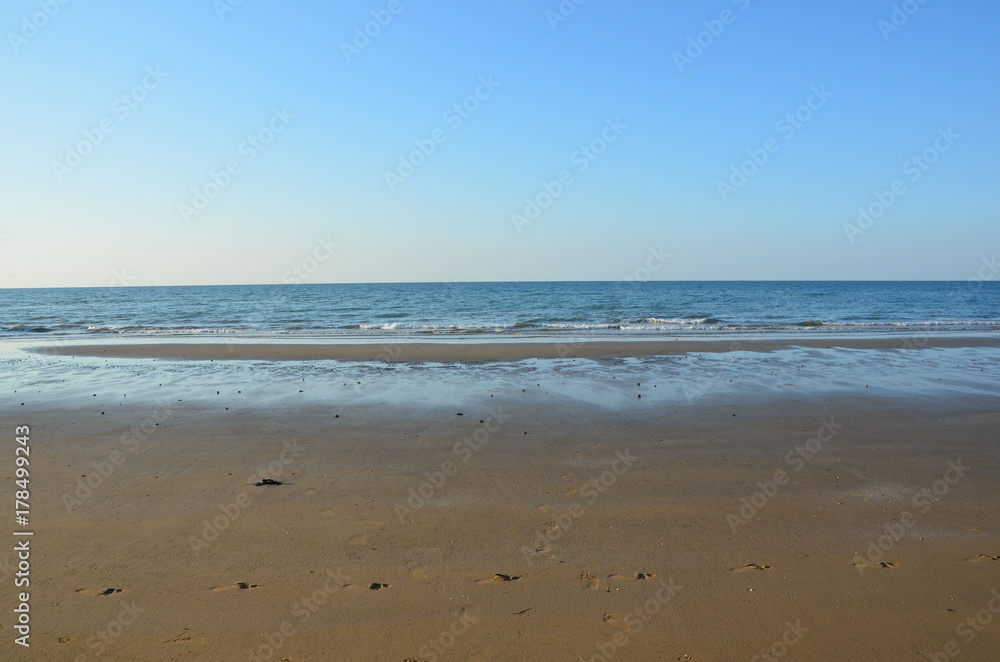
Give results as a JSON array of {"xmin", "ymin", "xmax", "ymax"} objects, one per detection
[{"xmin": 2, "ymin": 0, "xmax": 998, "ymax": 287}]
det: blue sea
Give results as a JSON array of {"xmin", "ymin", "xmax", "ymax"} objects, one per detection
[
  {"xmin": 1, "ymin": 281, "xmax": 998, "ymax": 340},
  {"xmin": 2, "ymin": 281, "xmax": 999, "ymax": 412}
]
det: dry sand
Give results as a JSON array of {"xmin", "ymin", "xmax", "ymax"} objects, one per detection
[{"xmin": 4, "ymin": 341, "xmax": 1000, "ymax": 660}]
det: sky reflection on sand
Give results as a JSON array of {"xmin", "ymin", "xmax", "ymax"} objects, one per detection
[{"xmin": 2, "ymin": 342, "xmax": 998, "ymax": 413}]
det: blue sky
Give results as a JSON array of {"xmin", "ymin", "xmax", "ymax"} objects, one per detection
[{"xmin": 2, "ymin": 0, "xmax": 998, "ymax": 287}]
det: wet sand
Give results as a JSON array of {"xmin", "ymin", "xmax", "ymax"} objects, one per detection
[
  {"xmin": 6, "ymin": 368, "xmax": 1000, "ymax": 660},
  {"xmin": 33, "ymin": 334, "xmax": 1000, "ymax": 362}
]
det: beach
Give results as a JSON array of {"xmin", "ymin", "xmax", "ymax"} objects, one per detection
[
  {"xmin": 36, "ymin": 334, "xmax": 1000, "ymax": 361},
  {"xmin": 5, "ymin": 338, "xmax": 1000, "ymax": 660},
  {"xmin": 6, "ymin": 0, "xmax": 998, "ymax": 654}
]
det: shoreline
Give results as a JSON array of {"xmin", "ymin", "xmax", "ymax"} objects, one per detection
[{"xmin": 30, "ymin": 334, "xmax": 1000, "ymax": 362}]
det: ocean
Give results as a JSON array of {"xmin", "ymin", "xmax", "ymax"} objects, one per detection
[
  {"xmin": 2, "ymin": 280, "xmax": 999, "ymax": 413},
  {"xmin": 0, "ymin": 281, "xmax": 997, "ymax": 340}
]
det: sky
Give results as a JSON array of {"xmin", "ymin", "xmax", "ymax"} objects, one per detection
[{"xmin": 1, "ymin": 0, "xmax": 998, "ymax": 287}]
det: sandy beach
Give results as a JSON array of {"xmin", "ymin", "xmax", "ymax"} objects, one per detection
[
  {"xmin": 4, "ymin": 340, "xmax": 1000, "ymax": 660},
  {"xmin": 6, "ymin": 0, "xmax": 997, "ymax": 656}
]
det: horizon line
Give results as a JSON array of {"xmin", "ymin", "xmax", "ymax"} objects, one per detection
[{"xmin": 0, "ymin": 279, "xmax": 990, "ymax": 291}]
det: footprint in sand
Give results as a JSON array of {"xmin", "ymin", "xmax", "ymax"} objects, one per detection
[
  {"xmin": 582, "ymin": 573, "xmax": 600, "ymax": 590},
  {"xmin": 163, "ymin": 628, "xmax": 194, "ymax": 644},
  {"xmin": 343, "ymin": 582, "xmax": 392, "ymax": 590},
  {"xmin": 409, "ymin": 566, "xmax": 431, "ymax": 580},
  {"xmin": 320, "ymin": 508, "xmax": 335, "ymax": 518},
  {"xmin": 304, "ymin": 488, "xmax": 318, "ymax": 496},
  {"xmin": 606, "ymin": 573, "xmax": 656, "ymax": 581},
  {"xmin": 58, "ymin": 636, "xmax": 72, "ymax": 643},
  {"xmin": 210, "ymin": 582, "xmax": 259, "ymax": 591},
  {"xmin": 603, "ymin": 612, "xmax": 630, "ymax": 632},
  {"xmin": 75, "ymin": 588, "xmax": 123, "ymax": 596},
  {"xmin": 538, "ymin": 522, "xmax": 559, "ymax": 536},
  {"xmin": 527, "ymin": 545, "xmax": 555, "ymax": 560},
  {"xmin": 968, "ymin": 554, "xmax": 1000, "ymax": 562},
  {"xmin": 852, "ymin": 561, "xmax": 899, "ymax": 570},
  {"xmin": 349, "ymin": 534, "xmax": 367, "ymax": 547},
  {"xmin": 732, "ymin": 564, "xmax": 774, "ymax": 573},
  {"xmin": 476, "ymin": 574, "xmax": 521, "ymax": 584}
]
